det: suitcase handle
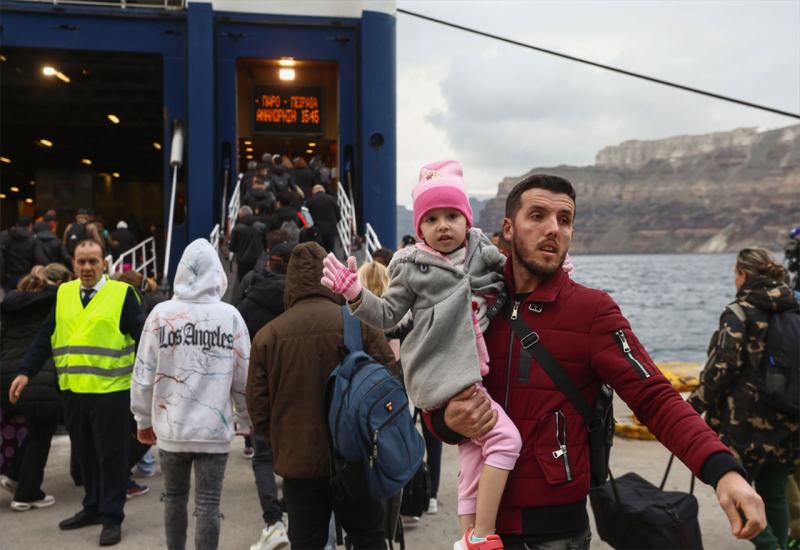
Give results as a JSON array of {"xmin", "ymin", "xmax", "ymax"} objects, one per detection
[
  {"xmin": 607, "ymin": 454, "xmax": 695, "ymax": 504},
  {"xmin": 659, "ymin": 454, "xmax": 696, "ymax": 495}
]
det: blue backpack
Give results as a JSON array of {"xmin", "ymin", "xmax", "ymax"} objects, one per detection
[{"xmin": 325, "ymin": 306, "xmax": 424, "ymax": 501}]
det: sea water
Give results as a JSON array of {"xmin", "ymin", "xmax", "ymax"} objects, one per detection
[{"xmin": 571, "ymin": 253, "xmax": 738, "ymax": 364}]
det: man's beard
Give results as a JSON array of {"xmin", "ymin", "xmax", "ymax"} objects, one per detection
[{"xmin": 513, "ymin": 232, "xmax": 565, "ymax": 280}]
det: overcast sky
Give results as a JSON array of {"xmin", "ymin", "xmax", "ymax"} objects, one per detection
[{"xmin": 395, "ymin": 0, "xmax": 800, "ymax": 205}]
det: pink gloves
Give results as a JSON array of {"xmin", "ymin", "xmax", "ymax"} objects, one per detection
[
  {"xmin": 321, "ymin": 253, "xmax": 363, "ymax": 302},
  {"xmin": 562, "ymin": 253, "xmax": 574, "ymax": 278}
]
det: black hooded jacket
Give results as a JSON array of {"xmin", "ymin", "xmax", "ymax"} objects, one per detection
[
  {"xmin": 306, "ymin": 191, "xmax": 340, "ymax": 237},
  {"xmin": 293, "ymin": 167, "xmax": 315, "ymax": 197},
  {"xmin": 34, "ymin": 224, "xmax": 69, "ymax": 266},
  {"xmin": 229, "ymin": 215, "xmax": 266, "ymax": 266},
  {"xmin": 236, "ymin": 271, "xmax": 286, "ymax": 338},
  {"xmin": 243, "ymin": 187, "xmax": 276, "ymax": 215},
  {"xmin": 1, "ymin": 287, "xmax": 61, "ymax": 420},
  {"xmin": 1, "ymin": 227, "xmax": 44, "ymax": 277}
]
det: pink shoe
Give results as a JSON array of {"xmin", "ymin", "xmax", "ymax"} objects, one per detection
[{"xmin": 454, "ymin": 527, "xmax": 504, "ymax": 550}]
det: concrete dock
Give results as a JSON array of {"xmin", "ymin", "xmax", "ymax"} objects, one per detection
[{"xmin": 0, "ymin": 399, "xmax": 753, "ymax": 550}]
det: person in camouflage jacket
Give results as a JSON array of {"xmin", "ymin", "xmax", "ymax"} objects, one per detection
[{"xmin": 688, "ymin": 248, "xmax": 799, "ymax": 550}]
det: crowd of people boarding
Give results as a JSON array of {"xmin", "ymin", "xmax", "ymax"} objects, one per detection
[{"xmin": 0, "ymin": 160, "xmax": 798, "ymax": 550}]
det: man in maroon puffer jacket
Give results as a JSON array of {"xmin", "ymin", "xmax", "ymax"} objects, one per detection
[{"xmin": 425, "ymin": 174, "xmax": 766, "ymax": 549}]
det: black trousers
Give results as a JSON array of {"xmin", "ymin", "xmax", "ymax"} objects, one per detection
[
  {"xmin": 7, "ymin": 410, "xmax": 57, "ymax": 502},
  {"xmin": 63, "ymin": 390, "xmax": 129, "ymax": 525},
  {"xmin": 282, "ymin": 477, "xmax": 386, "ymax": 550}
]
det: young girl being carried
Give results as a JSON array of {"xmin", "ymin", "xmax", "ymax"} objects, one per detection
[{"xmin": 322, "ymin": 160, "xmax": 520, "ymax": 550}]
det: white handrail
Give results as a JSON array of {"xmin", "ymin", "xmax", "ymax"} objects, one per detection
[
  {"xmin": 227, "ymin": 173, "xmax": 242, "ymax": 236},
  {"xmin": 109, "ymin": 237, "xmax": 158, "ymax": 279},
  {"xmin": 226, "ymin": 174, "xmax": 243, "ymax": 260},
  {"xmin": 364, "ymin": 223, "xmax": 382, "ymax": 263},
  {"xmin": 209, "ymin": 224, "xmax": 221, "ymax": 252},
  {"xmin": 336, "ymin": 184, "xmax": 356, "ymax": 256}
]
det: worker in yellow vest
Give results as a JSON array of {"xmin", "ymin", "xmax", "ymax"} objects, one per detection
[{"xmin": 9, "ymin": 239, "xmax": 144, "ymax": 547}]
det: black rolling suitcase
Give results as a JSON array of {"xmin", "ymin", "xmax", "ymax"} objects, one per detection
[{"xmin": 589, "ymin": 455, "xmax": 703, "ymax": 549}]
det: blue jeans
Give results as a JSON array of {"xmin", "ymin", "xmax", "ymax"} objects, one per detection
[
  {"xmin": 159, "ymin": 450, "xmax": 228, "ymax": 550},
  {"xmin": 251, "ymin": 434, "xmax": 282, "ymax": 525}
]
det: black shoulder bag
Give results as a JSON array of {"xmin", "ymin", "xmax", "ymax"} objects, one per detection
[
  {"xmin": 590, "ymin": 456, "xmax": 702, "ymax": 549},
  {"xmin": 506, "ymin": 306, "xmax": 615, "ymax": 488}
]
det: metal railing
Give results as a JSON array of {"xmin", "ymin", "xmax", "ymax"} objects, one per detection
[
  {"xmin": 336, "ymin": 184, "xmax": 356, "ymax": 255},
  {"xmin": 209, "ymin": 224, "xmax": 221, "ymax": 253},
  {"xmin": 106, "ymin": 237, "xmax": 159, "ymax": 278},
  {"xmin": 225, "ymin": 174, "xmax": 243, "ymax": 260},
  {"xmin": 19, "ymin": 0, "xmax": 185, "ymax": 8},
  {"xmin": 227, "ymin": 174, "xmax": 242, "ymax": 237},
  {"xmin": 364, "ymin": 223, "xmax": 382, "ymax": 263}
]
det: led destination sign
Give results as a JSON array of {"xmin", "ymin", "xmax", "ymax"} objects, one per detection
[{"xmin": 253, "ymin": 86, "xmax": 323, "ymax": 135}]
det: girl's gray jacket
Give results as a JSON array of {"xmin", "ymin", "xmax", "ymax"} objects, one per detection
[{"xmin": 352, "ymin": 228, "xmax": 505, "ymax": 409}]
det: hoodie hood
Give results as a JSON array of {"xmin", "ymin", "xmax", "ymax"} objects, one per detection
[
  {"xmin": 173, "ymin": 239, "xmax": 228, "ymax": 302},
  {"xmin": 283, "ymin": 242, "xmax": 341, "ymax": 309},
  {"xmin": 250, "ymin": 187, "xmax": 271, "ymax": 199},
  {"xmin": 738, "ymin": 274, "xmax": 799, "ymax": 314},
  {"xmin": 9, "ymin": 227, "xmax": 32, "ymax": 241},
  {"xmin": 35, "ymin": 229, "xmax": 58, "ymax": 243}
]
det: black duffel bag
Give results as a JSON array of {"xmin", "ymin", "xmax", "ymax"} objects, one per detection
[{"xmin": 590, "ymin": 455, "xmax": 702, "ymax": 549}]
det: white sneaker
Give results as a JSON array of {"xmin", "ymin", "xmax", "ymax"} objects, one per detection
[
  {"xmin": 250, "ymin": 520, "xmax": 290, "ymax": 550},
  {"xmin": 10, "ymin": 494, "xmax": 55, "ymax": 511},
  {"xmin": 0, "ymin": 474, "xmax": 18, "ymax": 496},
  {"xmin": 427, "ymin": 497, "xmax": 438, "ymax": 514}
]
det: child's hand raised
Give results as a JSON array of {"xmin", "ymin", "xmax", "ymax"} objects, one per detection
[{"xmin": 321, "ymin": 253, "xmax": 363, "ymax": 302}]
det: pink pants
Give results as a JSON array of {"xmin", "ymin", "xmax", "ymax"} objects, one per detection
[{"xmin": 456, "ymin": 385, "xmax": 521, "ymax": 516}]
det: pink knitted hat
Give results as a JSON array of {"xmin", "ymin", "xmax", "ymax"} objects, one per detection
[{"xmin": 412, "ymin": 160, "xmax": 473, "ymax": 239}]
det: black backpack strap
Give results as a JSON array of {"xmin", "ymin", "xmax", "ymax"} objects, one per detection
[{"xmin": 506, "ymin": 305, "xmax": 595, "ymax": 425}]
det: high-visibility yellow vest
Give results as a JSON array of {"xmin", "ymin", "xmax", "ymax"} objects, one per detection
[{"xmin": 51, "ymin": 278, "xmax": 138, "ymax": 393}]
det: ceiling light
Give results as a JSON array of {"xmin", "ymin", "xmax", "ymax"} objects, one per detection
[
  {"xmin": 0, "ymin": 193, "xmax": 6, "ymax": 199},
  {"xmin": 10, "ymin": 186, "xmax": 20, "ymax": 193},
  {"xmin": 246, "ymin": 155, "xmax": 254, "ymax": 160},
  {"xmin": 112, "ymin": 172, "xmax": 120, "ymax": 178},
  {"xmin": 308, "ymin": 142, "xmax": 316, "ymax": 147},
  {"xmin": 107, "ymin": 114, "xmax": 120, "ymax": 124},
  {"xmin": 306, "ymin": 149, "xmax": 314, "ymax": 154},
  {"xmin": 42, "ymin": 66, "xmax": 70, "ymax": 83},
  {"xmin": 25, "ymin": 198, "xmax": 34, "ymax": 204},
  {"xmin": 39, "ymin": 139, "xmax": 53, "ymax": 147},
  {"xmin": 245, "ymin": 147, "xmax": 254, "ymax": 152},
  {"xmin": 279, "ymin": 68, "xmax": 295, "ymax": 81},
  {"xmin": 0, "ymin": 55, "xmax": 6, "ymax": 62},
  {"xmin": 81, "ymin": 158, "xmax": 92, "ymax": 165},
  {"xmin": 0, "ymin": 156, "xmax": 10, "ymax": 163},
  {"xmin": 244, "ymin": 140, "xmax": 252, "ymax": 146},
  {"xmin": 278, "ymin": 58, "xmax": 296, "ymax": 67},
  {"xmin": 29, "ymin": 180, "xmax": 35, "ymax": 186},
  {"xmin": 153, "ymin": 142, "xmax": 162, "ymax": 150}
]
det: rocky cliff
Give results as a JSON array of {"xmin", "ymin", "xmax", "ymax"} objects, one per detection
[{"xmin": 478, "ymin": 124, "xmax": 800, "ymax": 253}]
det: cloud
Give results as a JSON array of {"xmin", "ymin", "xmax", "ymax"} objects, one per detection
[{"xmin": 396, "ymin": 0, "xmax": 800, "ymax": 204}]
